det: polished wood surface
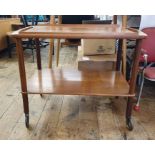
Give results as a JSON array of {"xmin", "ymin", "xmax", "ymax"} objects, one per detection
[
  {"xmin": 26, "ymin": 68, "xmax": 131, "ymax": 96},
  {"xmin": 11, "ymin": 24, "xmax": 147, "ymax": 39}
]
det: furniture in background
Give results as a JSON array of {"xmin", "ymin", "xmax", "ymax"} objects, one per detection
[
  {"xmin": 7, "ymin": 16, "xmax": 49, "ymax": 60},
  {"xmin": 10, "ymin": 24, "xmax": 146, "ymax": 130},
  {"xmin": 115, "ymin": 16, "xmax": 142, "ymax": 79},
  {"xmin": 82, "ymin": 19, "xmax": 112, "ymax": 24},
  {"xmin": 60, "ymin": 15, "xmax": 95, "ymax": 47},
  {"xmin": 0, "ymin": 18, "xmax": 20, "ymax": 56},
  {"xmin": 21, "ymin": 15, "xmax": 49, "ymax": 47},
  {"xmin": 48, "ymin": 15, "xmax": 133, "ymax": 76},
  {"xmin": 49, "ymin": 15, "xmax": 97, "ymax": 67},
  {"xmin": 133, "ymin": 27, "xmax": 155, "ymax": 111},
  {"xmin": 78, "ymin": 16, "xmax": 128, "ymax": 75},
  {"xmin": 78, "ymin": 19, "xmax": 116, "ymax": 71}
]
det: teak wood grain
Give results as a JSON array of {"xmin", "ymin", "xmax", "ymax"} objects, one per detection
[
  {"xmin": 26, "ymin": 68, "xmax": 131, "ymax": 96},
  {"xmin": 11, "ymin": 24, "xmax": 147, "ymax": 39}
]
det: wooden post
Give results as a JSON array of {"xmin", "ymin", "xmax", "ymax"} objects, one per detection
[
  {"xmin": 116, "ymin": 39, "xmax": 123, "ymax": 71},
  {"xmin": 56, "ymin": 15, "xmax": 62, "ymax": 67},
  {"xmin": 15, "ymin": 38, "xmax": 29, "ymax": 122},
  {"xmin": 122, "ymin": 15, "xmax": 127, "ymax": 77},
  {"xmin": 113, "ymin": 15, "xmax": 117, "ymax": 24},
  {"xmin": 125, "ymin": 39, "xmax": 142, "ymax": 130},
  {"xmin": 48, "ymin": 15, "xmax": 55, "ymax": 68},
  {"xmin": 129, "ymin": 39, "xmax": 142, "ymax": 94},
  {"xmin": 35, "ymin": 38, "xmax": 42, "ymax": 70}
]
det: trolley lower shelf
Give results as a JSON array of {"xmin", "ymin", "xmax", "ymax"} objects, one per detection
[{"xmin": 26, "ymin": 68, "xmax": 133, "ymax": 96}]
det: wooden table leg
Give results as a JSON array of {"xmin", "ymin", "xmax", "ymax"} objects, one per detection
[
  {"xmin": 56, "ymin": 39, "xmax": 60, "ymax": 67},
  {"xmin": 113, "ymin": 15, "xmax": 117, "ymax": 24},
  {"xmin": 35, "ymin": 38, "xmax": 41, "ymax": 70},
  {"xmin": 116, "ymin": 39, "xmax": 123, "ymax": 71},
  {"xmin": 15, "ymin": 38, "xmax": 29, "ymax": 128},
  {"xmin": 6, "ymin": 35, "xmax": 12, "ymax": 58},
  {"xmin": 126, "ymin": 39, "xmax": 142, "ymax": 131},
  {"xmin": 48, "ymin": 15, "xmax": 56, "ymax": 68},
  {"xmin": 35, "ymin": 38, "xmax": 43, "ymax": 97},
  {"xmin": 126, "ymin": 97, "xmax": 133, "ymax": 130},
  {"xmin": 48, "ymin": 39, "xmax": 54, "ymax": 68},
  {"xmin": 122, "ymin": 39, "xmax": 127, "ymax": 77},
  {"xmin": 122, "ymin": 15, "xmax": 127, "ymax": 77}
]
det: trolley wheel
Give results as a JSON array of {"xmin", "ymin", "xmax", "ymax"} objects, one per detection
[
  {"xmin": 126, "ymin": 118, "xmax": 133, "ymax": 131},
  {"xmin": 133, "ymin": 105, "xmax": 140, "ymax": 112},
  {"xmin": 25, "ymin": 114, "xmax": 29, "ymax": 128}
]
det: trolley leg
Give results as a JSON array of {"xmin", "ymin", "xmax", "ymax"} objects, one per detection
[
  {"xmin": 6, "ymin": 35, "xmax": 12, "ymax": 58},
  {"xmin": 16, "ymin": 38, "xmax": 30, "ymax": 128},
  {"xmin": 22, "ymin": 93, "xmax": 29, "ymax": 128},
  {"xmin": 126, "ymin": 40, "xmax": 142, "ymax": 131},
  {"xmin": 31, "ymin": 49, "xmax": 34, "ymax": 63},
  {"xmin": 35, "ymin": 39, "xmax": 43, "ymax": 97},
  {"xmin": 126, "ymin": 97, "xmax": 133, "ymax": 131}
]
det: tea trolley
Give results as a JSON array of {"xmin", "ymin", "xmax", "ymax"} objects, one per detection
[{"xmin": 11, "ymin": 24, "xmax": 147, "ymax": 130}]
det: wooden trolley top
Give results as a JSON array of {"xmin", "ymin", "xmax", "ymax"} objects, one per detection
[{"xmin": 10, "ymin": 24, "xmax": 147, "ymax": 39}]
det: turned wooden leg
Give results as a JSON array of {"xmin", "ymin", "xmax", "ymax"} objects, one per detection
[
  {"xmin": 15, "ymin": 38, "xmax": 30, "ymax": 128},
  {"xmin": 126, "ymin": 97, "xmax": 133, "ymax": 131},
  {"xmin": 116, "ymin": 39, "xmax": 123, "ymax": 71},
  {"xmin": 56, "ymin": 39, "xmax": 60, "ymax": 67},
  {"xmin": 126, "ymin": 39, "xmax": 142, "ymax": 131},
  {"xmin": 22, "ymin": 93, "xmax": 29, "ymax": 128},
  {"xmin": 6, "ymin": 35, "xmax": 12, "ymax": 58},
  {"xmin": 48, "ymin": 39, "xmax": 54, "ymax": 68},
  {"xmin": 35, "ymin": 38, "xmax": 42, "ymax": 70},
  {"xmin": 35, "ymin": 38, "xmax": 43, "ymax": 97}
]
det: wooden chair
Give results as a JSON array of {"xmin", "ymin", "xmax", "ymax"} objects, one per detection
[
  {"xmin": 133, "ymin": 27, "xmax": 155, "ymax": 111},
  {"xmin": 53, "ymin": 15, "xmax": 95, "ymax": 67},
  {"xmin": 48, "ymin": 15, "xmax": 128, "ymax": 70}
]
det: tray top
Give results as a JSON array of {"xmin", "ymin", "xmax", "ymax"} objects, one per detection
[
  {"xmin": 26, "ymin": 68, "xmax": 133, "ymax": 96},
  {"xmin": 11, "ymin": 24, "xmax": 147, "ymax": 39}
]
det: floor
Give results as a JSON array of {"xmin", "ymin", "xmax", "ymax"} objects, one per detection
[{"xmin": 0, "ymin": 42, "xmax": 155, "ymax": 140}]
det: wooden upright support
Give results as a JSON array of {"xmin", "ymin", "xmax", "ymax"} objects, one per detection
[
  {"xmin": 56, "ymin": 15, "xmax": 62, "ymax": 67},
  {"xmin": 48, "ymin": 15, "xmax": 55, "ymax": 68},
  {"xmin": 122, "ymin": 15, "xmax": 127, "ymax": 77},
  {"xmin": 113, "ymin": 15, "xmax": 117, "ymax": 24}
]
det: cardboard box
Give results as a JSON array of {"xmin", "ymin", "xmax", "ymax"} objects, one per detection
[
  {"xmin": 77, "ymin": 46, "xmax": 116, "ymax": 71},
  {"xmin": 81, "ymin": 39, "xmax": 116, "ymax": 56}
]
